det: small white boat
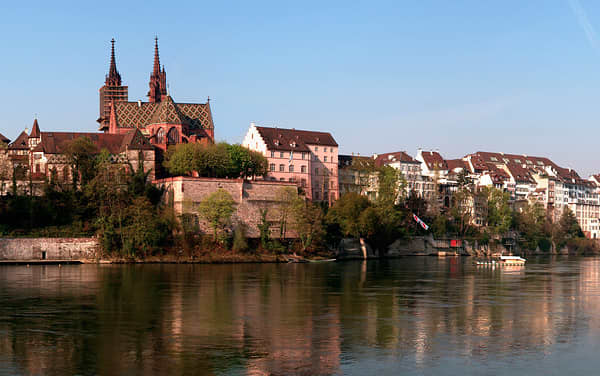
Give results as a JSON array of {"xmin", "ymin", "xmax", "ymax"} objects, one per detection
[{"xmin": 476, "ymin": 255, "xmax": 526, "ymax": 266}]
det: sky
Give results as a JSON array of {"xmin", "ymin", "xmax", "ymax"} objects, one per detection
[{"xmin": 2, "ymin": 0, "xmax": 600, "ymax": 175}]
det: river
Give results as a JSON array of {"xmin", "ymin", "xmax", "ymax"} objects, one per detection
[{"xmin": 1, "ymin": 257, "xmax": 600, "ymax": 375}]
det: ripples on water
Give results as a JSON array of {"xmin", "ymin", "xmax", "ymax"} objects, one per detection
[{"xmin": 1, "ymin": 257, "xmax": 600, "ymax": 375}]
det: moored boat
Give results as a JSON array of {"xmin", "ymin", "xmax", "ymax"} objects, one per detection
[{"xmin": 475, "ymin": 255, "xmax": 526, "ymax": 266}]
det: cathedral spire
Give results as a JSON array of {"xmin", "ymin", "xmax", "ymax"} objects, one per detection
[
  {"xmin": 153, "ymin": 36, "xmax": 161, "ymax": 75},
  {"xmin": 106, "ymin": 38, "xmax": 122, "ymax": 86},
  {"xmin": 148, "ymin": 36, "xmax": 167, "ymax": 103}
]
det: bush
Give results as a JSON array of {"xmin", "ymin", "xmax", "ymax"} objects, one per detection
[{"xmin": 232, "ymin": 225, "xmax": 249, "ymax": 252}]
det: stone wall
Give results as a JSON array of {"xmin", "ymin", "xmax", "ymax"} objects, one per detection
[
  {"xmin": 0, "ymin": 238, "xmax": 99, "ymax": 260},
  {"xmin": 155, "ymin": 177, "xmax": 300, "ymax": 238}
]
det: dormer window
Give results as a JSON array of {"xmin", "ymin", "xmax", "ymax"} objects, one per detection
[
  {"xmin": 290, "ymin": 141, "xmax": 297, "ymax": 148},
  {"xmin": 274, "ymin": 140, "xmax": 280, "ymax": 146},
  {"xmin": 490, "ymin": 157, "xmax": 498, "ymax": 162}
]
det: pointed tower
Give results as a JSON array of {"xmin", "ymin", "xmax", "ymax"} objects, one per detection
[
  {"xmin": 148, "ymin": 37, "xmax": 167, "ymax": 103},
  {"xmin": 28, "ymin": 118, "xmax": 41, "ymax": 149},
  {"xmin": 98, "ymin": 38, "xmax": 128, "ymax": 131}
]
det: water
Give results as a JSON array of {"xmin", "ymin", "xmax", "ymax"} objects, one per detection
[{"xmin": 1, "ymin": 257, "xmax": 600, "ymax": 375}]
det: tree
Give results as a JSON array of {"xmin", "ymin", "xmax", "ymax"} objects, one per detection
[
  {"xmin": 164, "ymin": 142, "xmax": 268, "ymax": 179},
  {"xmin": 326, "ymin": 192, "xmax": 371, "ymax": 239},
  {"xmin": 557, "ymin": 207, "xmax": 584, "ymax": 245},
  {"xmin": 485, "ymin": 187, "xmax": 512, "ymax": 235},
  {"xmin": 274, "ymin": 187, "xmax": 302, "ymax": 239},
  {"xmin": 376, "ymin": 165, "xmax": 405, "ymax": 207},
  {"xmin": 163, "ymin": 143, "xmax": 198, "ymax": 176},
  {"xmin": 293, "ymin": 202, "xmax": 324, "ymax": 252},
  {"xmin": 450, "ymin": 188, "xmax": 473, "ymax": 236},
  {"xmin": 197, "ymin": 189, "xmax": 236, "ymax": 241},
  {"xmin": 63, "ymin": 136, "xmax": 99, "ymax": 188}
]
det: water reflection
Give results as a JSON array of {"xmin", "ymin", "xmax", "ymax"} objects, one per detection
[{"xmin": 0, "ymin": 257, "xmax": 600, "ymax": 375}]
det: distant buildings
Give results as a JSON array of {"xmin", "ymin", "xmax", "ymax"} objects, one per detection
[{"xmin": 335, "ymin": 148, "xmax": 600, "ymax": 239}]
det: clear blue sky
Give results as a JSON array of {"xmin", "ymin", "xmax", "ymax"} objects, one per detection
[{"xmin": 2, "ymin": 0, "xmax": 600, "ymax": 175}]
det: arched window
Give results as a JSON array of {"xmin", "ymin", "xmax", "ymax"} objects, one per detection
[
  {"xmin": 167, "ymin": 127, "xmax": 179, "ymax": 144},
  {"xmin": 156, "ymin": 128, "xmax": 165, "ymax": 144}
]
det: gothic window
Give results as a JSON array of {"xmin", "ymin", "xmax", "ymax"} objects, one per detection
[
  {"xmin": 157, "ymin": 128, "xmax": 165, "ymax": 143},
  {"xmin": 167, "ymin": 127, "xmax": 179, "ymax": 144}
]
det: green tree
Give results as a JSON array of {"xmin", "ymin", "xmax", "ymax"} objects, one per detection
[
  {"xmin": 63, "ymin": 136, "xmax": 99, "ymax": 188},
  {"xmin": 376, "ymin": 165, "xmax": 405, "ymax": 207},
  {"xmin": 274, "ymin": 187, "xmax": 302, "ymax": 239},
  {"xmin": 197, "ymin": 189, "xmax": 236, "ymax": 241},
  {"xmin": 485, "ymin": 187, "xmax": 512, "ymax": 235},
  {"xmin": 326, "ymin": 192, "xmax": 371, "ymax": 238},
  {"xmin": 293, "ymin": 202, "xmax": 325, "ymax": 252}
]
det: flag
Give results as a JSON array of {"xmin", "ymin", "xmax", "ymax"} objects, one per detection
[
  {"xmin": 412, "ymin": 213, "xmax": 429, "ymax": 230},
  {"xmin": 289, "ymin": 151, "xmax": 294, "ymax": 165}
]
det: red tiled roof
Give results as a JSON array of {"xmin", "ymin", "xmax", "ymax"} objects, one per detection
[
  {"xmin": 445, "ymin": 159, "xmax": 468, "ymax": 172},
  {"xmin": 8, "ymin": 131, "xmax": 29, "ymax": 150},
  {"xmin": 374, "ymin": 151, "xmax": 418, "ymax": 167},
  {"xmin": 421, "ymin": 151, "xmax": 447, "ymax": 170},
  {"xmin": 0, "ymin": 132, "xmax": 11, "ymax": 144},
  {"xmin": 255, "ymin": 126, "xmax": 338, "ymax": 152},
  {"xmin": 33, "ymin": 129, "xmax": 153, "ymax": 155},
  {"xmin": 505, "ymin": 162, "xmax": 535, "ymax": 183}
]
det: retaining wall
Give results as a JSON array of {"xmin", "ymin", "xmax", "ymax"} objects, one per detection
[{"xmin": 0, "ymin": 238, "xmax": 99, "ymax": 260}]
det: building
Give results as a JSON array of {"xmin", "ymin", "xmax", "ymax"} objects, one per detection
[
  {"xmin": 373, "ymin": 151, "xmax": 428, "ymax": 196},
  {"xmin": 98, "ymin": 38, "xmax": 215, "ymax": 151},
  {"xmin": 465, "ymin": 151, "xmax": 600, "ymax": 239},
  {"xmin": 338, "ymin": 154, "xmax": 375, "ymax": 198},
  {"xmin": 242, "ymin": 123, "xmax": 339, "ymax": 203},
  {"xmin": 1, "ymin": 119, "xmax": 154, "ymax": 195}
]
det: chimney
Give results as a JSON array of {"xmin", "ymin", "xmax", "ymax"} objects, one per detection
[
  {"xmin": 373, "ymin": 153, "xmax": 378, "ymax": 159},
  {"xmin": 137, "ymin": 100, "xmax": 142, "ymax": 107}
]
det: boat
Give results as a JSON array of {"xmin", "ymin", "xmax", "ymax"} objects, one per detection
[{"xmin": 475, "ymin": 255, "xmax": 526, "ymax": 266}]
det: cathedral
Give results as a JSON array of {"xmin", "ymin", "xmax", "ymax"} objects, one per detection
[
  {"xmin": 0, "ymin": 38, "xmax": 214, "ymax": 195},
  {"xmin": 98, "ymin": 38, "xmax": 215, "ymax": 149}
]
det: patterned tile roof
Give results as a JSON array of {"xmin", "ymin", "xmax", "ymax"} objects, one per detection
[{"xmin": 113, "ymin": 96, "xmax": 213, "ymax": 130}]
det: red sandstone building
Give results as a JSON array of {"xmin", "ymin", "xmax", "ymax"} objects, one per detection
[{"xmin": 98, "ymin": 38, "xmax": 215, "ymax": 150}]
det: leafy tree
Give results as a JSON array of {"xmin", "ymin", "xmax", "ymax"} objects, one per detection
[
  {"xmin": 164, "ymin": 142, "xmax": 268, "ymax": 179},
  {"xmin": 376, "ymin": 165, "xmax": 405, "ymax": 207},
  {"xmin": 556, "ymin": 207, "xmax": 584, "ymax": 247},
  {"xmin": 293, "ymin": 202, "xmax": 325, "ymax": 252},
  {"xmin": 485, "ymin": 187, "xmax": 512, "ymax": 235},
  {"xmin": 258, "ymin": 208, "xmax": 271, "ymax": 249},
  {"xmin": 232, "ymin": 224, "xmax": 249, "ymax": 252},
  {"xmin": 197, "ymin": 189, "xmax": 236, "ymax": 241},
  {"xmin": 326, "ymin": 192, "xmax": 371, "ymax": 238},
  {"xmin": 63, "ymin": 136, "xmax": 99, "ymax": 188},
  {"xmin": 274, "ymin": 187, "xmax": 302, "ymax": 238}
]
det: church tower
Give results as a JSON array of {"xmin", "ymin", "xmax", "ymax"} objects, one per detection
[
  {"xmin": 98, "ymin": 38, "xmax": 128, "ymax": 130},
  {"xmin": 148, "ymin": 37, "xmax": 167, "ymax": 103}
]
